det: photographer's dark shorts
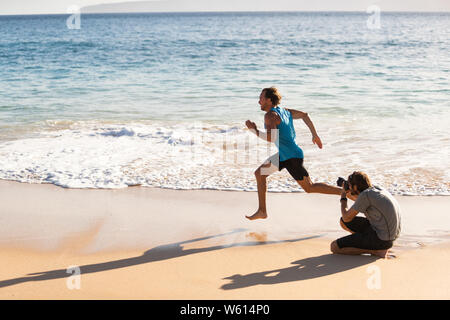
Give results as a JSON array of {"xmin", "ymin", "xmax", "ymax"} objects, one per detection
[
  {"xmin": 264, "ymin": 154, "xmax": 309, "ymax": 181},
  {"xmin": 337, "ymin": 217, "xmax": 393, "ymax": 250}
]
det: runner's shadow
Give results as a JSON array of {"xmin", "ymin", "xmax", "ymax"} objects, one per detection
[
  {"xmin": 0, "ymin": 229, "xmax": 321, "ymax": 289},
  {"xmin": 221, "ymin": 253, "xmax": 378, "ymax": 290}
]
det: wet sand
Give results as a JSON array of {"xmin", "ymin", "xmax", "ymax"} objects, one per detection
[{"xmin": 0, "ymin": 180, "xmax": 449, "ymax": 299}]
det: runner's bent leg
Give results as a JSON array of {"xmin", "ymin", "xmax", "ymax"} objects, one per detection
[{"xmin": 297, "ymin": 176, "xmax": 341, "ymax": 195}]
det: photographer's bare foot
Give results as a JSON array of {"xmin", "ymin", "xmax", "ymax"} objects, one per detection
[
  {"xmin": 245, "ymin": 209, "xmax": 267, "ymax": 220},
  {"xmin": 386, "ymin": 250, "xmax": 397, "ymax": 259},
  {"xmin": 372, "ymin": 249, "xmax": 395, "ymax": 259}
]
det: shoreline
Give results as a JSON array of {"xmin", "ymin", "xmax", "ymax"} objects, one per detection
[{"xmin": 1, "ymin": 177, "xmax": 449, "ymax": 196}]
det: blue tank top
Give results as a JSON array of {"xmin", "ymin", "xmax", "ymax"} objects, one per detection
[{"xmin": 265, "ymin": 106, "xmax": 304, "ymax": 161}]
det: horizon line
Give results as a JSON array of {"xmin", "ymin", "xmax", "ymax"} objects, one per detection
[{"xmin": 1, "ymin": 9, "xmax": 450, "ymax": 17}]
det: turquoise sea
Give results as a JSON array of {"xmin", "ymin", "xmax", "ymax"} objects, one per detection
[{"xmin": 0, "ymin": 12, "xmax": 449, "ymax": 194}]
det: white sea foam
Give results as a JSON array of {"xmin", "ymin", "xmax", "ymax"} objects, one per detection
[{"xmin": 0, "ymin": 120, "xmax": 448, "ymax": 195}]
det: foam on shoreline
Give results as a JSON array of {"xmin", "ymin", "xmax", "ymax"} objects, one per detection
[{"xmin": 0, "ymin": 120, "xmax": 449, "ymax": 195}]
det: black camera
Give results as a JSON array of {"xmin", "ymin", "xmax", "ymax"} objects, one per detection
[{"xmin": 336, "ymin": 177, "xmax": 349, "ymax": 191}]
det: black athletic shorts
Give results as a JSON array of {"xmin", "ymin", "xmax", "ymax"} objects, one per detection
[
  {"xmin": 276, "ymin": 157, "xmax": 309, "ymax": 181},
  {"xmin": 337, "ymin": 217, "xmax": 393, "ymax": 250},
  {"xmin": 264, "ymin": 154, "xmax": 309, "ymax": 181}
]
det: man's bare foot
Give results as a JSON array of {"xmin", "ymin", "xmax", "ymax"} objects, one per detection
[
  {"xmin": 386, "ymin": 250, "xmax": 397, "ymax": 259},
  {"xmin": 371, "ymin": 249, "xmax": 395, "ymax": 259},
  {"xmin": 245, "ymin": 209, "xmax": 267, "ymax": 220}
]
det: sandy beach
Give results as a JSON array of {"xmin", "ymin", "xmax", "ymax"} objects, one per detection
[{"xmin": 0, "ymin": 180, "xmax": 449, "ymax": 299}]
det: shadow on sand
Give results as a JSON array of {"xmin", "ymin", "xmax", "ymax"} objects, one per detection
[
  {"xmin": 0, "ymin": 229, "xmax": 323, "ymax": 289},
  {"xmin": 221, "ymin": 253, "xmax": 378, "ymax": 290}
]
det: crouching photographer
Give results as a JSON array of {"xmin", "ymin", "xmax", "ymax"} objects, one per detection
[{"xmin": 330, "ymin": 171, "xmax": 402, "ymax": 259}]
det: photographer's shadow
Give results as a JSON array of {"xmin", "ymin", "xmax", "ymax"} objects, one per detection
[{"xmin": 221, "ymin": 253, "xmax": 378, "ymax": 290}]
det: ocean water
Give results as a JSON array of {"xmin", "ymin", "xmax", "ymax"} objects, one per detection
[{"xmin": 0, "ymin": 12, "xmax": 449, "ymax": 194}]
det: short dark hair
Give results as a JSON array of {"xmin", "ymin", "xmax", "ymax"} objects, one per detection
[
  {"xmin": 348, "ymin": 171, "xmax": 372, "ymax": 193},
  {"xmin": 262, "ymin": 87, "xmax": 282, "ymax": 106}
]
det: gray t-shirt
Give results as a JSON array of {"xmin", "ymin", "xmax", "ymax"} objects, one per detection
[{"xmin": 351, "ymin": 186, "xmax": 401, "ymax": 241}]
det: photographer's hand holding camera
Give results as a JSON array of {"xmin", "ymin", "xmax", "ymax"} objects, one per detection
[{"xmin": 330, "ymin": 172, "xmax": 402, "ymax": 259}]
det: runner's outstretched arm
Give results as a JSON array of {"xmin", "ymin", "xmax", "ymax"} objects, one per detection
[{"xmin": 287, "ymin": 108, "xmax": 323, "ymax": 149}]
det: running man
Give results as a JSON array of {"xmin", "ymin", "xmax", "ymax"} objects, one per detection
[{"xmin": 245, "ymin": 87, "xmax": 341, "ymax": 220}]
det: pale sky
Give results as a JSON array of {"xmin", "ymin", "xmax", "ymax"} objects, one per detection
[{"xmin": 1, "ymin": 0, "xmax": 449, "ymax": 15}]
